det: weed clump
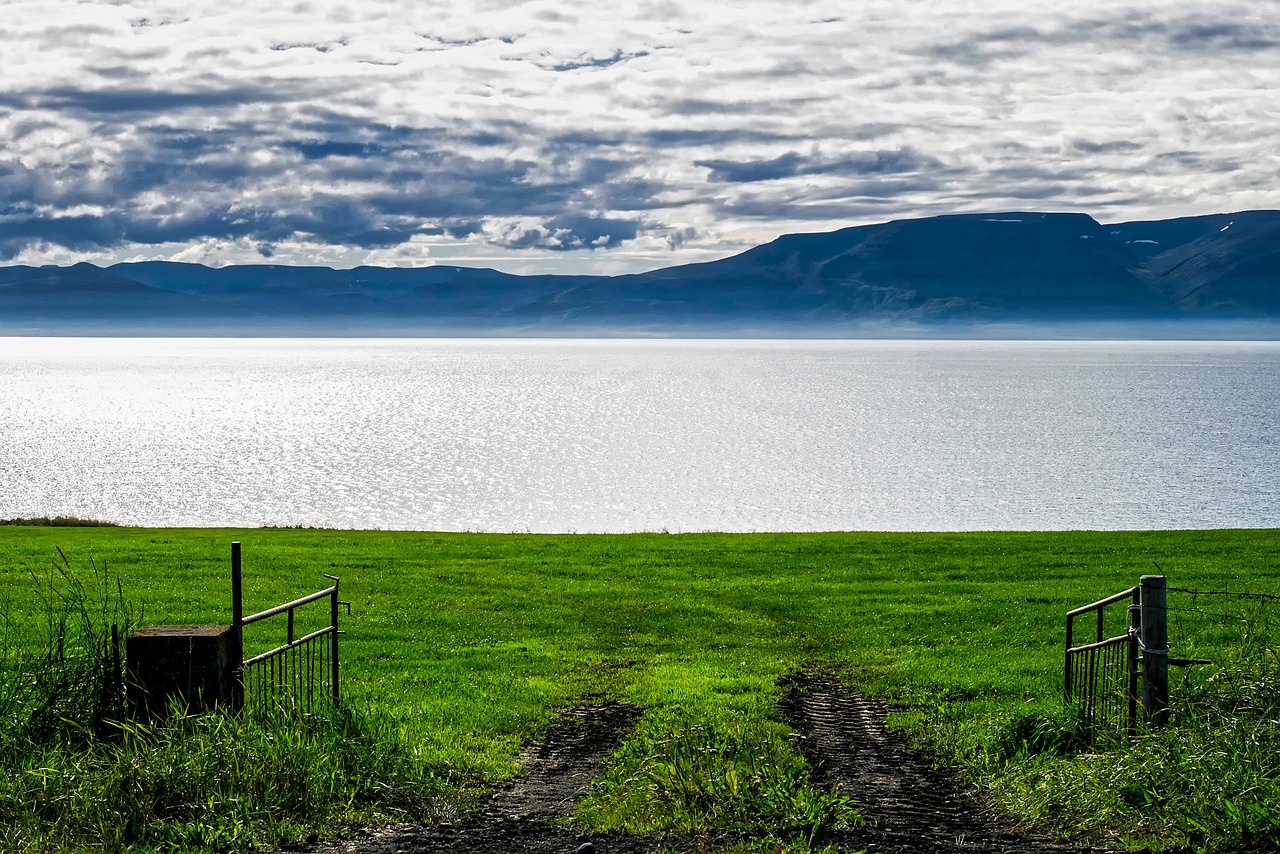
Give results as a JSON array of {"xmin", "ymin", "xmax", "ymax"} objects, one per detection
[
  {"xmin": 578, "ymin": 710, "xmax": 859, "ymax": 847},
  {"xmin": 0, "ymin": 549, "xmax": 135, "ymax": 753}
]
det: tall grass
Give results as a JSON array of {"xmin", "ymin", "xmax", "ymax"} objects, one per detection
[
  {"xmin": 0, "ymin": 549, "xmax": 135, "ymax": 752},
  {"xmin": 0, "ymin": 553, "xmax": 473, "ymax": 853},
  {"xmin": 0, "ymin": 703, "xmax": 473, "ymax": 853}
]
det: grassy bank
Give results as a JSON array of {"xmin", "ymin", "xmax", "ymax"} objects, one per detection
[{"xmin": 1, "ymin": 528, "xmax": 1277, "ymax": 851}]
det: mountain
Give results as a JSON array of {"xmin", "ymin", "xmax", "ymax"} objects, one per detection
[{"xmin": 2, "ymin": 210, "xmax": 1277, "ymax": 336}]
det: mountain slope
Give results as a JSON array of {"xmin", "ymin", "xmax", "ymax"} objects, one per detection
[
  {"xmin": 1, "ymin": 209, "xmax": 1276, "ymax": 334},
  {"xmin": 530, "ymin": 212, "xmax": 1175, "ymax": 324}
]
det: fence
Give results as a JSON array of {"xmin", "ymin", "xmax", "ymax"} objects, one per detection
[
  {"xmin": 1065, "ymin": 575, "xmax": 1169, "ymax": 733},
  {"xmin": 1065, "ymin": 585, "xmax": 1139, "ymax": 733},
  {"xmin": 231, "ymin": 542, "xmax": 348, "ymax": 716},
  {"xmin": 1065, "ymin": 573, "xmax": 1280, "ymax": 735}
]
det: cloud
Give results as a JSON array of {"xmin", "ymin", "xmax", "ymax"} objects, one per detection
[
  {"xmin": 665, "ymin": 225, "xmax": 698, "ymax": 250},
  {"xmin": 546, "ymin": 49, "xmax": 651, "ymax": 72},
  {"xmin": 1167, "ymin": 20, "xmax": 1280, "ymax": 51},
  {"xmin": 924, "ymin": 11, "xmax": 1280, "ymax": 68},
  {"xmin": 698, "ymin": 148, "xmax": 942, "ymax": 183},
  {"xmin": 26, "ymin": 83, "xmax": 304, "ymax": 116},
  {"xmin": 0, "ymin": 0, "xmax": 1277, "ymax": 272},
  {"xmin": 486, "ymin": 215, "xmax": 640, "ymax": 251},
  {"xmin": 1068, "ymin": 138, "xmax": 1144, "ymax": 155}
]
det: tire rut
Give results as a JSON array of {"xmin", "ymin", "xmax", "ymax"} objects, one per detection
[
  {"xmin": 299, "ymin": 701, "xmax": 653, "ymax": 854},
  {"xmin": 778, "ymin": 672, "xmax": 1104, "ymax": 854},
  {"xmin": 297, "ymin": 675, "xmax": 1112, "ymax": 854}
]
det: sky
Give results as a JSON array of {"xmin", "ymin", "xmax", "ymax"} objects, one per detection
[{"xmin": 2, "ymin": 0, "xmax": 1278, "ymax": 275}]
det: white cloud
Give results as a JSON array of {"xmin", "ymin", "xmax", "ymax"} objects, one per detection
[{"xmin": 1, "ymin": 0, "xmax": 1277, "ymax": 272}]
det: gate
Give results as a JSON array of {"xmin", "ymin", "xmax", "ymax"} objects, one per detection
[
  {"xmin": 230, "ymin": 542, "xmax": 348, "ymax": 715},
  {"xmin": 1064, "ymin": 585, "xmax": 1139, "ymax": 733}
]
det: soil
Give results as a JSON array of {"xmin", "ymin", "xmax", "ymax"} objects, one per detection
[
  {"xmin": 299, "ymin": 701, "xmax": 657, "ymax": 854},
  {"xmin": 290, "ymin": 675, "xmax": 1107, "ymax": 854},
  {"xmin": 776, "ymin": 672, "xmax": 1104, "ymax": 854}
]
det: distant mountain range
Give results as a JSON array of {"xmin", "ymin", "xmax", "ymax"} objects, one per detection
[{"xmin": 3, "ymin": 210, "xmax": 1278, "ymax": 336}]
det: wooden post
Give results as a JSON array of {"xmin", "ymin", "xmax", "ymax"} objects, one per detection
[
  {"xmin": 231, "ymin": 541, "xmax": 244, "ymax": 710},
  {"xmin": 1140, "ymin": 575, "xmax": 1168, "ymax": 726}
]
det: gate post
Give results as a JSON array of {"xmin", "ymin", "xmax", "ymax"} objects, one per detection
[
  {"xmin": 1127, "ymin": 588, "xmax": 1140, "ymax": 735},
  {"xmin": 231, "ymin": 541, "xmax": 244, "ymax": 710},
  {"xmin": 1140, "ymin": 575, "xmax": 1168, "ymax": 726},
  {"xmin": 326, "ymin": 575, "xmax": 341, "ymax": 706},
  {"xmin": 1064, "ymin": 611, "xmax": 1075, "ymax": 702}
]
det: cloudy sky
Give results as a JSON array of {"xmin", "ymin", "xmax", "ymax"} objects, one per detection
[{"xmin": 3, "ymin": 0, "xmax": 1278, "ymax": 274}]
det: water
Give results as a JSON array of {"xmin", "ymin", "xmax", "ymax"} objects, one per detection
[{"xmin": 2, "ymin": 338, "xmax": 1277, "ymax": 531}]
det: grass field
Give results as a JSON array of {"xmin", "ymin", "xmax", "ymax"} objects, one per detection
[{"xmin": 2, "ymin": 527, "xmax": 1278, "ymax": 851}]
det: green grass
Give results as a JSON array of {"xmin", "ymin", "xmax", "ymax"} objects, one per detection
[
  {"xmin": 577, "ymin": 708, "xmax": 860, "ymax": 844},
  {"xmin": 1, "ymin": 528, "xmax": 1277, "ymax": 851},
  {"xmin": 1, "ymin": 705, "xmax": 469, "ymax": 853}
]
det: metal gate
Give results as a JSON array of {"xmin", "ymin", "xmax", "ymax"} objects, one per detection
[
  {"xmin": 230, "ymin": 542, "xmax": 347, "ymax": 715},
  {"xmin": 1065, "ymin": 586, "xmax": 1139, "ymax": 733}
]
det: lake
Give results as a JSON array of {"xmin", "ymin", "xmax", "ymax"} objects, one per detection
[{"xmin": 2, "ymin": 338, "xmax": 1277, "ymax": 532}]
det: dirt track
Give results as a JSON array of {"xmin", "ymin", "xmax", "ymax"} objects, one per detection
[
  {"xmin": 300, "ymin": 701, "xmax": 656, "ymax": 854},
  {"xmin": 777, "ymin": 672, "xmax": 1101, "ymax": 854},
  {"xmin": 293, "ymin": 675, "xmax": 1105, "ymax": 853}
]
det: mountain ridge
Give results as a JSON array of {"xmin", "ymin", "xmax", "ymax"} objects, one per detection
[{"xmin": 3, "ymin": 209, "xmax": 1277, "ymax": 336}]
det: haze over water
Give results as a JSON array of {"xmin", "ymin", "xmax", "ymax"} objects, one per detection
[{"xmin": 2, "ymin": 338, "xmax": 1277, "ymax": 532}]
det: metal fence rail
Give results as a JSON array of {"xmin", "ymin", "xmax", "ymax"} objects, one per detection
[
  {"xmin": 231, "ymin": 542, "xmax": 346, "ymax": 715},
  {"xmin": 241, "ymin": 626, "xmax": 335, "ymax": 717},
  {"xmin": 1065, "ymin": 586, "xmax": 1138, "ymax": 733}
]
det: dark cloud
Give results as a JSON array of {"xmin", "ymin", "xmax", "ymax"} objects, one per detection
[
  {"xmin": 664, "ymin": 96, "xmax": 820, "ymax": 116},
  {"xmin": 398, "ymin": 219, "xmax": 484, "ymax": 239},
  {"xmin": 23, "ymin": 84, "xmax": 302, "ymax": 117},
  {"xmin": 0, "ymin": 92, "xmax": 37, "ymax": 109},
  {"xmin": 713, "ymin": 171, "xmax": 955, "ymax": 220},
  {"xmin": 0, "ymin": 111, "xmax": 672, "ymax": 257},
  {"xmin": 547, "ymin": 49, "xmax": 649, "ymax": 72},
  {"xmin": 1169, "ymin": 21, "xmax": 1280, "ymax": 51},
  {"xmin": 926, "ymin": 13, "xmax": 1280, "ymax": 67},
  {"xmin": 86, "ymin": 65, "xmax": 148, "ymax": 81},
  {"xmin": 1069, "ymin": 139, "xmax": 1144, "ymax": 155},
  {"xmin": 416, "ymin": 33, "xmax": 518, "ymax": 49},
  {"xmin": 285, "ymin": 140, "xmax": 391, "ymax": 160},
  {"xmin": 665, "ymin": 226, "xmax": 697, "ymax": 250},
  {"xmin": 1150, "ymin": 151, "xmax": 1243, "ymax": 173},
  {"xmin": 0, "ymin": 199, "xmax": 424, "ymax": 260},
  {"xmin": 639, "ymin": 128, "xmax": 808, "ymax": 146},
  {"xmin": 698, "ymin": 148, "xmax": 941, "ymax": 183},
  {"xmin": 928, "ymin": 26, "xmax": 1043, "ymax": 66},
  {"xmin": 718, "ymin": 196, "xmax": 905, "ymax": 221},
  {"xmin": 271, "ymin": 39, "xmax": 348, "ymax": 53}
]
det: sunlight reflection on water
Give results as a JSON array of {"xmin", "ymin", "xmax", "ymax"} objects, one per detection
[{"xmin": 2, "ymin": 338, "xmax": 1277, "ymax": 531}]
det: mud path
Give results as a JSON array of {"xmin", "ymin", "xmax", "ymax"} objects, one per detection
[
  {"xmin": 778, "ymin": 672, "xmax": 1100, "ymax": 854},
  {"xmin": 303, "ymin": 701, "xmax": 654, "ymax": 854},
  {"xmin": 298, "ymin": 674, "xmax": 1104, "ymax": 853}
]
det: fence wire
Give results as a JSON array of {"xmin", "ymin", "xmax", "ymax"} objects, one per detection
[
  {"xmin": 1163, "ymin": 585, "xmax": 1279, "ymax": 707},
  {"xmin": 1066, "ymin": 581, "xmax": 1278, "ymax": 737}
]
